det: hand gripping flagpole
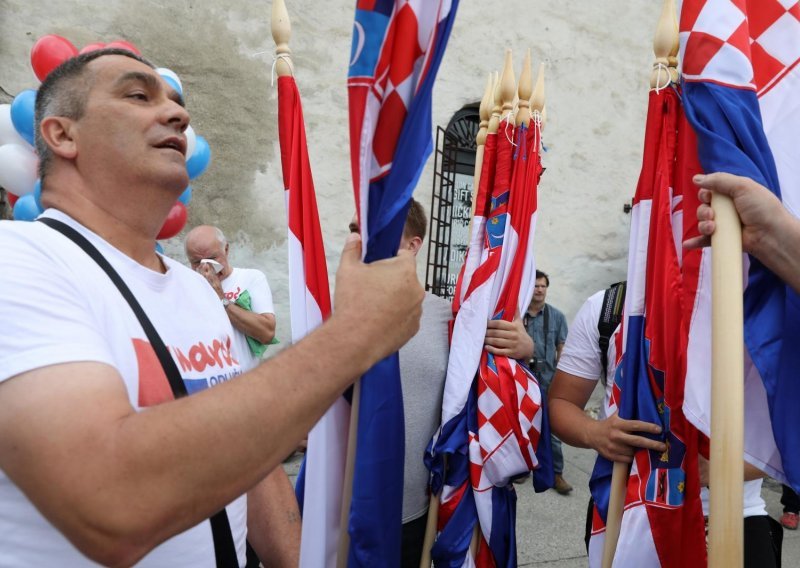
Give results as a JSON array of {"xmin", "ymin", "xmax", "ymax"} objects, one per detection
[{"xmin": 600, "ymin": 2, "xmax": 679, "ymax": 566}]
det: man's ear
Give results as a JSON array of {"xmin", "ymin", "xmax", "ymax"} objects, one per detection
[
  {"xmin": 39, "ymin": 116, "xmax": 78, "ymax": 160},
  {"xmin": 406, "ymin": 235, "xmax": 423, "ymax": 255}
]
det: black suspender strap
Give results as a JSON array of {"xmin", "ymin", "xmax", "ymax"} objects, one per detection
[{"xmin": 38, "ymin": 217, "xmax": 239, "ymax": 568}]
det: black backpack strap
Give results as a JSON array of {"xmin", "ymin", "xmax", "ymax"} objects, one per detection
[
  {"xmin": 597, "ymin": 281, "xmax": 626, "ymax": 385},
  {"xmin": 39, "ymin": 217, "xmax": 239, "ymax": 568}
]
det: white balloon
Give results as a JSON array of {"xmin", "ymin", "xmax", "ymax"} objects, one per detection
[
  {"xmin": 184, "ymin": 125, "xmax": 197, "ymax": 163},
  {"xmin": 0, "ymin": 143, "xmax": 38, "ymax": 196},
  {"xmin": 0, "ymin": 105, "xmax": 33, "ymax": 149}
]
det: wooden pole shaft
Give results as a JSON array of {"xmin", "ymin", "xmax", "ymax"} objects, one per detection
[
  {"xmin": 337, "ymin": 380, "xmax": 361, "ymax": 568},
  {"xmin": 708, "ymin": 193, "xmax": 744, "ymax": 568},
  {"xmin": 601, "ymin": 462, "xmax": 630, "ymax": 568}
]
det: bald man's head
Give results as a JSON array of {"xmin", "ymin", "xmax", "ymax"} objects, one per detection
[{"xmin": 185, "ymin": 225, "xmax": 231, "ymax": 276}]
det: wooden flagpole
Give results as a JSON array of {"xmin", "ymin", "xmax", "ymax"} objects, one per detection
[
  {"xmin": 708, "ymin": 196, "xmax": 745, "ymax": 568},
  {"xmin": 600, "ymin": 2, "xmax": 678, "ymax": 567},
  {"xmin": 419, "ymin": 71, "xmax": 495, "ymax": 568}
]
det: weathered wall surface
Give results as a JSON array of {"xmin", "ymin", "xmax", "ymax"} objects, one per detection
[{"xmin": 1, "ymin": 0, "xmax": 662, "ymax": 345}]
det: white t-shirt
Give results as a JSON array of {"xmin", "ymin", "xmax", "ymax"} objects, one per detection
[
  {"xmin": 558, "ymin": 290, "xmax": 766, "ymax": 517},
  {"xmin": 557, "ymin": 290, "xmax": 618, "ymax": 420},
  {"xmin": 0, "ymin": 210, "xmax": 248, "ymax": 567},
  {"xmin": 221, "ymin": 267, "xmax": 275, "ymax": 372}
]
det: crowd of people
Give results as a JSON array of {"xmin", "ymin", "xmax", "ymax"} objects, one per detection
[{"xmin": 1, "ymin": 47, "xmax": 799, "ymax": 566}]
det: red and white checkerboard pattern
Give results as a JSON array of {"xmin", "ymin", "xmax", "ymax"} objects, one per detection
[
  {"xmin": 679, "ymin": 0, "xmax": 800, "ymax": 92},
  {"xmin": 368, "ymin": 0, "xmax": 444, "ymax": 177},
  {"xmin": 473, "ymin": 356, "xmax": 544, "ymax": 489}
]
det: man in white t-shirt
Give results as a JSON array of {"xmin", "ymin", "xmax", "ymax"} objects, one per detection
[
  {"xmin": 0, "ymin": 48, "xmax": 423, "ymax": 567},
  {"xmin": 185, "ymin": 225, "xmax": 276, "ymax": 372},
  {"xmin": 550, "ymin": 290, "xmax": 780, "ymax": 567}
]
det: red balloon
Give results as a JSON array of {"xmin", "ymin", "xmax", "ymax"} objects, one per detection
[
  {"xmin": 6, "ymin": 192, "xmax": 19, "ymax": 208},
  {"xmin": 79, "ymin": 42, "xmax": 106, "ymax": 55},
  {"xmin": 30, "ymin": 35, "xmax": 79, "ymax": 82},
  {"xmin": 105, "ymin": 40, "xmax": 141, "ymax": 56},
  {"xmin": 157, "ymin": 202, "xmax": 187, "ymax": 240}
]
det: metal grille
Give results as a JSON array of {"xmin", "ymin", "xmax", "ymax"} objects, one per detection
[
  {"xmin": 425, "ymin": 106, "xmax": 480, "ymax": 301},
  {"xmin": 425, "ymin": 126, "xmax": 458, "ymax": 299}
]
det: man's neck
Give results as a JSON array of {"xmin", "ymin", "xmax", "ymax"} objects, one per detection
[
  {"xmin": 44, "ymin": 176, "xmax": 175, "ymax": 273},
  {"xmin": 529, "ymin": 300, "xmax": 545, "ymax": 315}
]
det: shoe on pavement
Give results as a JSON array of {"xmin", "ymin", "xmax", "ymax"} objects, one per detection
[
  {"xmin": 554, "ymin": 474, "xmax": 573, "ymax": 495},
  {"xmin": 781, "ymin": 511, "xmax": 799, "ymax": 530}
]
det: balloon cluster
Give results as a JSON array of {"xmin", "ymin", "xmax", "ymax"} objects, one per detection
[{"xmin": 0, "ymin": 35, "xmax": 212, "ymax": 240}]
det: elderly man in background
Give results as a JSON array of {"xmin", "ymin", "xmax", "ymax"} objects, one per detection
[{"xmin": 185, "ymin": 225, "xmax": 276, "ymax": 372}]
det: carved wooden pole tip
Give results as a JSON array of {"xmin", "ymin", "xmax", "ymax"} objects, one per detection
[
  {"xmin": 271, "ymin": 0, "xmax": 294, "ymax": 77},
  {"xmin": 516, "ymin": 49, "xmax": 533, "ymax": 126},
  {"xmin": 500, "ymin": 49, "xmax": 516, "ymax": 118},
  {"xmin": 651, "ymin": 0, "xmax": 679, "ymax": 89}
]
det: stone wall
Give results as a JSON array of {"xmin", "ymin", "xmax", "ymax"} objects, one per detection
[{"xmin": 1, "ymin": 0, "xmax": 663, "ymax": 346}]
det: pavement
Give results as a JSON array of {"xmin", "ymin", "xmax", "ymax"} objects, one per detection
[{"xmin": 283, "ymin": 384, "xmax": 799, "ymax": 566}]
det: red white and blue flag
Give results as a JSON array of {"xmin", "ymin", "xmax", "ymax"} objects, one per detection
[
  {"xmin": 346, "ymin": 1, "xmax": 459, "ymax": 565},
  {"xmin": 275, "ymin": 75, "xmax": 340, "ymax": 567},
  {"xmin": 426, "ymin": 115, "xmax": 552, "ymax": 567},
  {"xmin": 679, "ymin": 0, "xmax": 800, "ymax": 493},
  {"xmin": 586, "ymin": 86, "xmax": 706, "ymax": 567}
]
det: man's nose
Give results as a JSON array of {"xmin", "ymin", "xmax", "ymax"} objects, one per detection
[{"xmin": 163, "ymin": 99, "xmax": 190, "ymax": 132}]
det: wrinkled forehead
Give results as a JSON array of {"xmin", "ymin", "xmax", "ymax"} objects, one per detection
[{"xmin": 85, "ymin": 54, "xmax": 183, "ymax": 104}]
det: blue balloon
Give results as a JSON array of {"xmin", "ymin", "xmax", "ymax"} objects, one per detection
[
  {"xmin": 12, "ymin": 193, "xmax": 42, "ymax": 222},
  {"xmin": 10, "ymin": 89, "xmax": 37, "ymax": 146},
  {"xmin": 186, "ymin": 135, "xmax": 211, "ymax": 180},
  {"xmin": 155, "ymin": 242, "xmax": 164, "ymax": 254},
  {"xmin": 33, "ymin": 179, "xmax": 42, "ymax": 210},
  {"xmin": 178, "ymin": 185, "xmax": 192, "ymax": 206}
]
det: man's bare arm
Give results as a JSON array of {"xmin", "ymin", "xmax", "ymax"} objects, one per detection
[
  {"xmin": 247, "ymin": 468, "xmax": 300, "ymax": 567},
  {"xmin": 549, "ymin": 370, "xmax": 665, "ymax": 463},
  {"xmin": 0, "ymin": 234, "xmax": 422, "ymax": 567},
  {"xmin": 225, "ymin": 307, "xmax": 276, "ymax": 345}
]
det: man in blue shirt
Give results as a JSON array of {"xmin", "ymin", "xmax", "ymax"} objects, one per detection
[{"xmin": 523, "ymin": 270, "xmax": 570, "ymax": 493}]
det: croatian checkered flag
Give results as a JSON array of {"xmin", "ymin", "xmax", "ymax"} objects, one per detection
[
  {"xmin": 679, "ymin": 0, "xmax": 800, "ymax": 494},
  {"xmin": 426, "ymin": 115, "xmax": 552, "ymax": 567}
]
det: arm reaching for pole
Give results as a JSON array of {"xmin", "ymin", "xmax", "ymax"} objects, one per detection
[
  {"xmin": 684, "ymin": 172, "xmax": 800, "ymax": 293},
  {"xmin": 549, "ymin": 370, "xmax": 666, "ymax": 463}
]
